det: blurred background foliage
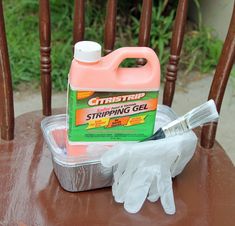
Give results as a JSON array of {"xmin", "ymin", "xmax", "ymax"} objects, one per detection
[{"xmin": 3, "ymin": 0, "xmax": 225, "ymax": 91}]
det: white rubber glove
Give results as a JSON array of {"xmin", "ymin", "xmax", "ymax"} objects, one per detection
[{"xmin": 101, "ymin": 131, "xmax": 197, "ymax": 214}]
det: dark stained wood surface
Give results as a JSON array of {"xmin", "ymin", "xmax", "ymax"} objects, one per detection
[
  {"xmin": 163, "ymin": 0, "xmax": 188, "ymax": 107},
  {"xmin": 73, "ymin": 0, "xmax": 85, "ymax": 44},
  {"xmin": 0, "ymin": 0, "xmax": 14, "ymax": 140},
  {"xmin": 104, "ymin": 0, "xmax": 117, "ymax": 55},
  {"xmin": 137, "ymin": 0, "xmax": 152, "ymax": 66},
  {"xmin": 0, "ymin": 111, "xmax": 235, "ymax": 225},
  {"xmin": 201, "ymin": 3, "xmax": 235, "ymax": 149},
  {"xmin": 138, "ymin": 0, "xmax": 152, "ymax": 47},
  {"xmin": 2, "ymin": 0, "xmax": 234, "ymax": 149},
  {"xmin": 0, "ymin": 1, "xmax": 235, "ymax": 224},
  {"xmin": 39, "ymin": 0, "xmax": 51, "ymax": 116}
]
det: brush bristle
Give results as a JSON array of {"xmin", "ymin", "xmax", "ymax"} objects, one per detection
[{"xmin": 185, "ymin": 99, "xmax": 219, "ymax": 129}]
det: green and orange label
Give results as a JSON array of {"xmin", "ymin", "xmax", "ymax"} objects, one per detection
[{"xmin": 68, "ymin": 87, "xmax": 158, "ymax": 142}]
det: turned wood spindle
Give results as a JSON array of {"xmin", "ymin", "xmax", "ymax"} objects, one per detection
[
  {"xmin": 163, "ymin": 0, "xmax": 188, "ymax": 107},
  {"xmin": 39, "ymin": 0, "xmax": 51, "ymax": 116},
  {"xmin": 73, "ymin": 0, "xmax": 85, "ymax": 45},
  {"xmin": 104, "ymin": 0, "xmax": 117, "ymax": 55},
  {"xmin": 137, "ymin": 0, "xmax": 152, "ymax": 66}
]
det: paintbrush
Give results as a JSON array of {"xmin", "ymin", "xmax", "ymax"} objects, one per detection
[{"xmin": 142, "ymin": 99, "xmax": 219, "ymax": 141}]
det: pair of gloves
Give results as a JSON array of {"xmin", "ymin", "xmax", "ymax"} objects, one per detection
[{"xmin": 100, "ymin": 132, "xmax": 197, "ymax": 214}]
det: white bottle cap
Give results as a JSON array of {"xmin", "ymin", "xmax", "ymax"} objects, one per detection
[{"xmin": 74, "ymin": 41, "xmax": 101, "ymax": 63}]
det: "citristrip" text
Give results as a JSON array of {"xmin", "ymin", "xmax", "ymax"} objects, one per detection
[{"xmin": 88, "ymin": 93, "xmax": 145, "ymax": 106}]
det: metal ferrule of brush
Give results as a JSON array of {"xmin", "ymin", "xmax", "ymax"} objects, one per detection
[{"xmin": 162, "ymin": 116, "xmax": 189, "ymax": 137}]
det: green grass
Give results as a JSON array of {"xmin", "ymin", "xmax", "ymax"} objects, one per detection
[
  {"xmin": 3, "ymin": 0, "xmax": 224, "ymax": 91},
  {"xmin": 4, "ymin": 0, "xmax": 74, "ymax": 90},
  {"xmin": 181, "ymin": 28, "xmax": 223, "ymax": 77},
  {"xmin": 4, "ymin": 0, "xmax": 40, "ymax": 87},
  {"xmin": 180, "ymin": 0, "xmax": 223, "ymax": 76}
]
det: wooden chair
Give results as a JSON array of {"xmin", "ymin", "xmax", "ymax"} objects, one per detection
[{"xmin": 0, "ymin": 0, "xmax": 235, "ymax": 225}]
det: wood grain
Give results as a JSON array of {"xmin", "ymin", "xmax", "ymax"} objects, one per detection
[
  {"xmin": 104, "ymin": 0, "xmax": 117, "ymax": 55},
  {"xmin": 73, "ymin": 0, "xmax": 85, "ymax": 44},
  {"xmin": 0, "ymin": 0, "xmax": 14, "ymax": 140},
  {"xmin": 137, "ymin": 0, "xmax": 152, "ymax": 66}
]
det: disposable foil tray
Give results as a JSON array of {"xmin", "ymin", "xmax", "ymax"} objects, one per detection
[{"xmin": 41, "ymin": 105, "xmax": 178, "ymax": 192}]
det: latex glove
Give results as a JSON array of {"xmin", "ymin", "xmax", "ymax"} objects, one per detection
[{"xmin": 101, "ymin": 131, "xmax": 197, "ymax": 214}]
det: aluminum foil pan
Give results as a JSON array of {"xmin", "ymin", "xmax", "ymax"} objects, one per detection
[{"xmin": 41, "ymin": 105, "xmax": 178, "ymax": 192}]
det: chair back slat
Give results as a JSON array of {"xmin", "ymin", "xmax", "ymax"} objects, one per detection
[
  {"xmin": 39, "ymin": 0, "xmax": 51, "ymax": 116},
  {"xmin": 73, "ymin": 0, "xmax": 85, "ymax": 44},
  {"xmin": 137, "ymin": 0, "xmax": 152, "ymax": 66},
  {"xmin": 163, "ymin": 0, "xmax": 188, "ymax": 106},
  {"xmin": 104, "ymin": 0, "xmax": 117, "ymax": 55},
  {"xmin": 0, "ymin": 0, "xmax": 14, "ymax": 140},
  {"xmin": 200, "ymin": 4, "xmax": 235, "ymax": 149}
]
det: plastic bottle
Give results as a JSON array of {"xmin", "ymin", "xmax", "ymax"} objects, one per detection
[{"xmin": 67, "ymin": 41, "xmax": 160, "ymax": 145}]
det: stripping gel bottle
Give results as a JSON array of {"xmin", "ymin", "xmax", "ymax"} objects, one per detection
[{"xmin": 67, "ymin": 41, "xmax": 160, "ymax": 144}]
